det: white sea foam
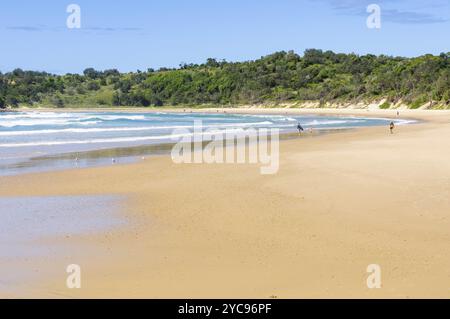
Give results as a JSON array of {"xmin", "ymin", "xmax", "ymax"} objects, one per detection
[
  {"xmin": 78, "ymin": 115, "xmax": 147, "ymax": 121},
  {"xmin": 0, "ymin": 121, "xmax": 274, "ymax": 136},
  {"xmin": 0, "ymin": 129, "xmax": 248, "ymax": 148},
  {"xmin": 0, "ymin": 112, "xmax": 77, "ymax": 119},
  {"xmin": 0, "ymin": 112, "xmax": 149, "ymax": 128},
  {"xmin": 0, "ymin": 111, "xmax": 417, "ymax": 151}
]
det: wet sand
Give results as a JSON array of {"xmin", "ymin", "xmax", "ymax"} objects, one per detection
[
  {"xmin": 0, "ymin": 195, "xmax": 125, "ymax": 297},
  {"xmin": 1, "ymin": 109, "xmax": 450, "ymax": 298}
]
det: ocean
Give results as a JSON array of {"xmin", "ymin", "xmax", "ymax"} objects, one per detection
[{"xmin": 0, "ymin": 111, "xmax": 414, "ymax": 175}]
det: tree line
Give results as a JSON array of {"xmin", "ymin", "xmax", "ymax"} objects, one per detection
[{"xmin": 1, "ymin": 49, "xmax": 449, "ymax": 109}]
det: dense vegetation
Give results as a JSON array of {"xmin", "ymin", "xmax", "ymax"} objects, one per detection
[{"xmin": 1, "ymin": 49, "xmax": 449, "ymax": 109}]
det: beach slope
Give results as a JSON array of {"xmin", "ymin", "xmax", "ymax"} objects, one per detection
[{"xmin": 1, "ymin": 110, "xmax": 450, "ymax": 298}]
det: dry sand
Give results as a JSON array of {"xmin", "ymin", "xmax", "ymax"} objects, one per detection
[{"xmin": 1, "ymin": 109, "xmax": 450, "ymax": 298}]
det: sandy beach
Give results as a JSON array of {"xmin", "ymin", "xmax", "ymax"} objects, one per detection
[{"xmin": 1, "ymin": 108, "xmax": 450, "ymax": 298}]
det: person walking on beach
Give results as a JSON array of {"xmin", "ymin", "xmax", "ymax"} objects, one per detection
[
  {"xmin": 297, "ymin": 122, "xmax": 304, "ymax": 134},
  {"xmin": 390, "ymin": 121, "xmax": 395, "ymax": 134}
]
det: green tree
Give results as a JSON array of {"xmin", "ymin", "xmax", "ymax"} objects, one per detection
[{"xmin": 0, "ymin": 50, "xmax": 449, "ymax": 109}]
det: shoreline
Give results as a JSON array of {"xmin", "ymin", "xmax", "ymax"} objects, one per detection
[
  {"xmin": 0, "ymin": 109, "xmax": 418, "ymax": 177},
  {"xmin": 7, "ymin": 105, "xmax": 446, "ymax": 120},
  {"xmin": 1, "ymin": 109, "xmax": 450, "ymax": 298}
]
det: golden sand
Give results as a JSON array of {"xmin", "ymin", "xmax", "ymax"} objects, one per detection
[{"xmin": 1, "ymin": 109, "xmax": 450, "ymax": 298}]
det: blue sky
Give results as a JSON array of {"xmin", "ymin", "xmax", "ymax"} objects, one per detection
[{"xmin": 0, "ymin": 0, "xmax": 449, "ymax": 74}]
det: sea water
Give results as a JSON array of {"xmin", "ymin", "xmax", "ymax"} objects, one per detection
[{"xmin": 0, "ymin": 111, "xmax": 415, "ymax": 175}]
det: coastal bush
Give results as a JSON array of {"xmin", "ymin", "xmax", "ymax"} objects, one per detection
[
  {"xmin": 51, "ymin": 94, "xmax": 65, "ymax": 108},
  {"xmin": 410, "ymin": 95, "xmax": 429, "ymax": 109},
  {"xmin": 95, "ymin": 89, "xmax": 114, "ymax": 105},
  {"xmin": 379, "ymin": 101, "xmax": 391, "ymax": 109},
  {"xmin": 0, "ymin": 50, "xmax": 449, "ymax": 109}
]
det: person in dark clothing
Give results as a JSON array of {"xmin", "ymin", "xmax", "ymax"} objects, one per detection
[
  {"xmin": 390, "ymin": 121, "xmax": 395, "ymax": 134},
  {"xmin": 297, "ymin": 123, "xmax": 304, "ymax": 134}
]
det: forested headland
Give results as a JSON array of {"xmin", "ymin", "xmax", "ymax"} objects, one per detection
[{"xmin": 1, "ymin": 49, "xmax": 449, "ymax": 110}]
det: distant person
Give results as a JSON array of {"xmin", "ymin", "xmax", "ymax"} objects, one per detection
[
  {"xmin": 390, "ymin": 121, "xmax": 395, "ymax": 134},
  {"xmin": 397, "ymin": 111, "xmax": 400, "ymax": 117},
  {"xmin": 297, "ymin": 123, "xmax": 304, "ymax": 134}
]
